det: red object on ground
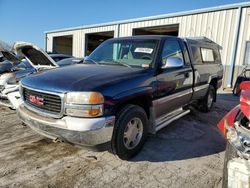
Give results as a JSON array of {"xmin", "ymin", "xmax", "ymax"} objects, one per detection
[
  {"xmin": 240, "ymin": 82, "xmax": 250, "ymax": 120},
  {"xmin": 217, "ymin": 105, "xmax": 240, "ymax": 137},
  {"xmin": 217, "ymin": 81, "xmax": 250, "ymax": 137}
]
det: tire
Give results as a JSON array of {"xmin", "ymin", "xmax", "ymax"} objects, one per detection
[
  {"xmin": 111, "ymin": 104, "xmax": 148, "ymax": 160},
  {"xmin": 199, "ymin": 85, "xmax": 215, "ymax": 112},
  {"xmin": 222, "ymin": 143, "xmax": 238, "ymax": 188}
]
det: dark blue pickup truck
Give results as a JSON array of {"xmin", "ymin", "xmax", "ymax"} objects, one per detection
[{"xmin": 17, "ymin": 35, "xmax": 223, "ymax": 159}]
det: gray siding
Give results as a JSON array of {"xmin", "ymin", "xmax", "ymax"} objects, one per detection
[{"xmin": 46, "ymin": 4, "xmax": 250, "ymax": 88}]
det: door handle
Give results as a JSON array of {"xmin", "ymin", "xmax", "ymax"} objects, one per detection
[{"xmin": 184, "ymin": 72, "xmax": 190, "ymax": 78}]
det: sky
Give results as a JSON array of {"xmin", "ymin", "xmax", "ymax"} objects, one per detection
[{"xmin": 0, "ymin": 0, "xmax": 248, "ymax": 49}]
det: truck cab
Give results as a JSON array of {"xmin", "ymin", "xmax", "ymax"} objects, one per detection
[{"xmin": 16, "ymin": 35, "xmax": 223, "ymax": 159}]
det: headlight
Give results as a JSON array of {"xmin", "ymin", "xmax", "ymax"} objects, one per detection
[
  {"xmin": 226, "ymin": 126, "xmax": 238, "ymax": 143},
  {"xmin": 226, "ymin": 125, "xmax": 241, "ymax": 148},
  {"xmin": 65, "ymin": 92, "xmax": 104, "ymax": 117},
  {"xmin": 66, "ymin": 92, "xmax": 104, "ymax": 104}
]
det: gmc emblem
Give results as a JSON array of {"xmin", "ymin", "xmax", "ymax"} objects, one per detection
[{"xmin": 29, "ymin": 95, "xmax": 44, "ymax": 105}]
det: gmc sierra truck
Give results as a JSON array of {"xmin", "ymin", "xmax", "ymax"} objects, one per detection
[{"xmin": 16, "ymin": 35, "xmax": 223, "ymax": 159}]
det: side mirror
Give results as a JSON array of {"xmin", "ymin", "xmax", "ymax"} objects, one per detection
[{"xmin": 161, "ymin": 57, "xmax": 184, "ymax": 69}]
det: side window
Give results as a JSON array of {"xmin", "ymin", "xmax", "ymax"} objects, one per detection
[
  {"xmin": 161, "ymin": 40, "xmax": 184, "ymax": 63},
  {"xmin": 183, "ymin": 43, "xmax": 191, "ymax": 64},
  {"xmin": 201, "ymin": 48, "xmax": 215, "ymax": 63},
  {"xmin": 191, "ymin": 46, "xmax": 202, "ymax": 64}
]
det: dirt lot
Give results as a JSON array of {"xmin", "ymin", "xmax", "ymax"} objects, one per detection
[{"xmin": 0, "ymin": 92, "xmax": 239, "ymax": 188}]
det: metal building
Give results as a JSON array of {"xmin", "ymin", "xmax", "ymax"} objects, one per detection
[{"xmin": 45, "ymin": 2, "xmax": 250, "ymax": 88}]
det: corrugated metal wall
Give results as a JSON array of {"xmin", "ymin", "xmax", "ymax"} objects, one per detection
[
  {"xmin": 47, "ymin": 25, "xmax": 118, "ymax": 57},
  {"xmin": 81, "ymin": 25, "xmax": 118, "ymax": 56},
  {"xmin": 46, "ymin": 6, "xmax": 250, "ymax": 88},
  {"xmin": 233, "ymin": 7, "xmax": 250, "ymax": 84},
  {"xmin": 46, "ymin": 30, "xmax": 83, "ymax": 58}
]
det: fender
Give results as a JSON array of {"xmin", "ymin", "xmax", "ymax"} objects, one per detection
[
  {"xmin": 113, "ymin": 86, "xmax": 154, "ymax": 101},
  {"xmin": 112, "ymin": 86, "xmax": 156, "ymax": 134}
]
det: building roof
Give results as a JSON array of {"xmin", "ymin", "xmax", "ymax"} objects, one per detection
[{"xmin": 45, "ymin": 2, "xmax": 250, "ymax": 34}]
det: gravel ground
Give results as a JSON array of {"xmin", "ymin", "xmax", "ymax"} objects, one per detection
[{"xmin": 0, "ymin": 92, "xmax": 239, "ymax": 188}]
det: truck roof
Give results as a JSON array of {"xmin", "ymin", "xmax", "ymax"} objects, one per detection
[
  {"xmin": 109, "ymin": 35, "xmax": 178, "ymax": 41},
  {"xmin": 108, "ymin": 35, "xmax": 222, "ymax": 49},
  {"xmin": 185, "ymin": 37, "xmax": 222, "ymax": 50}
]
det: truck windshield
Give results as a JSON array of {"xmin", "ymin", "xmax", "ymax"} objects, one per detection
[{"xmin": 85, "ymin": 39, "xmax": 158, "ymax": 68}]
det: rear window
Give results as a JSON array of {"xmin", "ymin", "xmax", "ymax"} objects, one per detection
[
  {"xmin": 191, "ymin": 46, "xmax": 202, "ymax": 63},
  {"xmin": 201, "ymin": 48, "xmax": 214, "ymax": 62},
  {"xmin": 191, "ymin": 45, "xmax": 220, "ymax": 64}
]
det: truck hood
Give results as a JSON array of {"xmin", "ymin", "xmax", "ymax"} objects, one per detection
[
  {"xmin": 14, "ymin": 42, "xmax": 58, "ymax": 69},
  {"xmin": 0, "ymin": 50, "xmax": 21, "ymax": 65},
  {"xmin": 21, "ymin": 64, "xmax": 148, "ymax": 93}
]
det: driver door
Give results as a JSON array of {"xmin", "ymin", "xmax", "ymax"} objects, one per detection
[{"xmin": 155, "ymin": 38, "xmax": 193, "ymax": 118}]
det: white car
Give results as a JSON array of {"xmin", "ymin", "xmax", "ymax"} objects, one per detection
[{"xmin": 0, "ymin": 42, "xmax": 82, "ymax": 109}]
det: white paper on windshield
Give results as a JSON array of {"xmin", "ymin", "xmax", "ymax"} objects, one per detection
[{"xmin": 134, "ymin": 48, "xmax": 153, "ymax": 54}]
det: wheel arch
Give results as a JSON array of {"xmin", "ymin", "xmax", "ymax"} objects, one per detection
[
  {"xmin": 209, "ymin": 77, "xmax": 218, "ymax": 102},
  {"xmin": 113, "ymin": 94, "xmax": 156, "ymax": 134}
]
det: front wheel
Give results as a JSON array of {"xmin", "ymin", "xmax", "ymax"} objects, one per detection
[{"xmin": 111, "ymin": 105, "xmax": 148, "ymax": 160}]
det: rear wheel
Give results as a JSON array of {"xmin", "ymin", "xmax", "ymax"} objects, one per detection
[
  {"xmin": 199, "ymin": 85, "xmax": 215, "ymax": 112},
  {"xmin": 111, "ymin": 105, "xmax": 148, "ymax": 160}
]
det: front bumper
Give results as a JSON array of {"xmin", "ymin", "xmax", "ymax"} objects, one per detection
[
  {"xmin": 228, "ymin": 158, "xmax": 250, "ymax": 188},
  {"xmin": 17, "ymin": 104, "xmax": 115, "ymax": 146}
]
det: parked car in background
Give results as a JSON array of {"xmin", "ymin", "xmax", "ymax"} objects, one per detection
[
  {"xmin": 0, "ymin": 51, "xmax": 21, "ymax": 74},
  {"xmin": 47, "ymin": 53, "xmax": 73, "ymax": 62},
  {"xmin": 218, "ymin": 81, "xmax": 250, "ymax": 188},
  {"xmin": 0, "ymin": 44, "xmax": 81, "ymax": 109},
  {"xmin": 0, "ymin": 51, "xmax": 72, "ymax": 74},
  {"xmin": 17, "ymin": 36, "xmax": 223, "ymax": 159},
  {"xmin": 0, "ymin": 55, "xmax": 4, "ymax": 62},
  {"xmin": 232, "ymin": 65, "xmax": 250, "ymax": 96},
  {"xmin": 0, "ymin": 60, "xmax": 14, "ymax": 74},
  {"xmin": 56, "ymin": 57, "xmax": 83, "ymax": 67}
]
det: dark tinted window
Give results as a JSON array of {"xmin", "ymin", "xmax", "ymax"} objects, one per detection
[
  {"xmin": 183, "ymin": 43, "xmax": 191, "ymax": 64},
  {"xmin": 191, "ymin": 45, "xmax": 221, "ymax": 64},
  {"xmin": 191, "ymin": 46, "xmax": 202, "ymax": 64}
]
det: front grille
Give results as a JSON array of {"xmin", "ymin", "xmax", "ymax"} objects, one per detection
[{"xmin": 23, "ymin": 87, "xmax": 62, "ymax": 115}]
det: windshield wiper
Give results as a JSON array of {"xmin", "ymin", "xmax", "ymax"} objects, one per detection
[
  {"xmin": 117, "ymin": 61, "xmax": 132, "ymax": 68},
  {"xmin": 84, "ymin": 58, "xmax": 100, "ymax": 65},
  {"xmin": 109, "ymin": 60, "xmax": 132, "ymax": 68}
]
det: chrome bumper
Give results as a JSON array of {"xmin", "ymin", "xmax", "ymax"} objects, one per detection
[
  {"xmin": 228, "ymin": 158, "xmax": 250, "ymax": 188},
  {"xmin": 17, "ymin": 104, "xmax": 115, "ymax": 146}
]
